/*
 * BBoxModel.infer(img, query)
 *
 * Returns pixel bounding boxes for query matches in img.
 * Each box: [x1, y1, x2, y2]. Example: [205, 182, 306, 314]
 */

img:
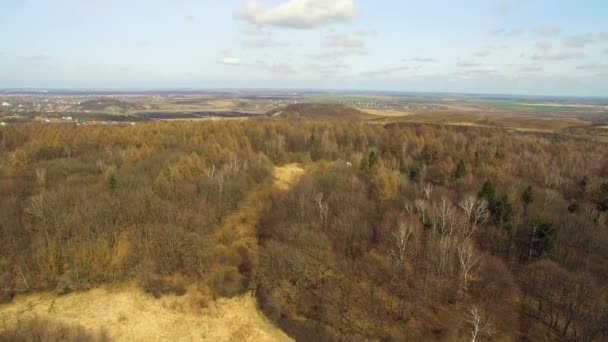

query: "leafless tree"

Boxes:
[426, 198, 462, 276]
[386, 157, 400, 172]
[35, 167, 46, 189]
[458, 239, 479, 292]
[63, 145, 72, 158]
[205, 164, 216, 178]
[414, 199, 428, 226]
[404, 203, 413, 215]
[460, 196, 489, 226]
[390, 219, 415, 262]
[313, 192, 329, 226]
[466, 305, 495, 342]
[422, 183, 433, 201]
[96, 159, 105, 173]
[25, 194, 46, 221]
[458, 195, 488, 237]
[224, 155, 242, 175]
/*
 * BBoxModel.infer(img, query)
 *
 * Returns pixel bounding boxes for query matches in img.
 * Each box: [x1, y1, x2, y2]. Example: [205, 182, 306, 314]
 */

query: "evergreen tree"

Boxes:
[454, 159, 466, 179]
[521, 186, 534, 216]
[490, 194, 513, 229]
[597, 183, 608, 211]
[479, 180, 496, 201]
[368, 151, 379, 169]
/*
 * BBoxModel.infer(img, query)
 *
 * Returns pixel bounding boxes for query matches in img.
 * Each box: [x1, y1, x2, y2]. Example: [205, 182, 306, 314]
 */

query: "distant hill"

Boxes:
[73, 99, 142, 114]
[268, 103, 370, 120]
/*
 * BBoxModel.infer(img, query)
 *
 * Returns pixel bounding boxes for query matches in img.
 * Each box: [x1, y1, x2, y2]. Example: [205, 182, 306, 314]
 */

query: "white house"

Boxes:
[1, 102, 10, 107]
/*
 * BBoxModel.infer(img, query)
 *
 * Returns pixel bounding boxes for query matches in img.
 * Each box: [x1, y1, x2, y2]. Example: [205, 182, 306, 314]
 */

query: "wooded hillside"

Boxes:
[1, 120, 607, 341]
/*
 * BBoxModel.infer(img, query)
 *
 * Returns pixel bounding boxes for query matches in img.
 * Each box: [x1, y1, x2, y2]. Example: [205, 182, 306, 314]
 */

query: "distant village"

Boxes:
[0, 96, 137, 126]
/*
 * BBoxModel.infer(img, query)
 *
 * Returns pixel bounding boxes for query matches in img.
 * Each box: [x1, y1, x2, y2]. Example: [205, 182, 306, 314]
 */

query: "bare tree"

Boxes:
[458, 195, 488, 237]
[35, 167, 46, 189]
[224, 155, 242, 175]
[63, 145, 72, 158]
[313, 192, 329, 227]
[426, 198, 462, 276]
[414, 199, 428, 226]
[390, 219, 415, 262]
[466, 305, 495, 342]
[422, 183, 434, 201]
[96, 159, 106, 173]
[216, 170, 225, 208]
[459, 195, 476, 222]
[458, 239, 479, 292]
[472, 200, 489, 226]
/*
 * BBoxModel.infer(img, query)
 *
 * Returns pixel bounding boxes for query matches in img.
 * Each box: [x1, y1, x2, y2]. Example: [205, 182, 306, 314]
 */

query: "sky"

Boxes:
[0, 0, 607, 96]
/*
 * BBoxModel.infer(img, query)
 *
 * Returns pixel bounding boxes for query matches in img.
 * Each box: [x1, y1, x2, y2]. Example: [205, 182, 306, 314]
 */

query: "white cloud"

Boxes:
[519, 65, 542, 72]
[457, 59, 482, 68]
[309, 33, 367, 60]
[403, 57, 437, 63]
[217, 55, 296, 74]
[534, 42, 552, 51]
[485, 45, 509, 50]
[490, 28, 523, 37]
[576, 63, 608, 70]
[563, 34, 595, 48]
[530, 51, 585, 61]
[25, 54, 53, 62]
[255, 62, 297, 74]
[495, 1, 513, 15]
[218, 56, 240, 65]
[455, 68, 496, 76]
[452, 67, 499, 80]
[361, 66, 417, 78]
[240, 28, 289, 48]
[234, 0, 356, 29]
[322, 33, 363, 49]
[356, 30, 377, 37]
[535, 26, 560, 37]
[306, 62, 348, 76]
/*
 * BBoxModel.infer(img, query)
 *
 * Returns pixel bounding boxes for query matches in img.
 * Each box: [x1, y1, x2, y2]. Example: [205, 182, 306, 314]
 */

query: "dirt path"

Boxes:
[0, 164, 305, 342]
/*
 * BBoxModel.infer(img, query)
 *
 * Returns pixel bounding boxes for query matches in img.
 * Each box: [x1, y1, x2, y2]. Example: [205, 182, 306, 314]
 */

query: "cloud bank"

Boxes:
[234, 0, 356, 29]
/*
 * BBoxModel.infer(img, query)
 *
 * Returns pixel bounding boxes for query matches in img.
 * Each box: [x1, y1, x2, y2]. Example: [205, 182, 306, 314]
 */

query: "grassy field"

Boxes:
[470, 99, 603, 113]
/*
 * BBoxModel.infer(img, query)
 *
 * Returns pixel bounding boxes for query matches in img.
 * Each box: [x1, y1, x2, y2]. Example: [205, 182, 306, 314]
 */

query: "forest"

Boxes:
[1, 120, 607, 341]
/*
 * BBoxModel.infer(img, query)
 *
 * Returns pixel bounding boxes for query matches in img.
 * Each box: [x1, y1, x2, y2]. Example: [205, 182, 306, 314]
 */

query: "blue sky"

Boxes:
[1, 0, 607, 96]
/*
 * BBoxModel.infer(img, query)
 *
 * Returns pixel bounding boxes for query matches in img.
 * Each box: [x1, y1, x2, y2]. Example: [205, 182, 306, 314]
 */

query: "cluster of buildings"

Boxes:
[332, 98, 443, 112]
[0, 97, 82, 114]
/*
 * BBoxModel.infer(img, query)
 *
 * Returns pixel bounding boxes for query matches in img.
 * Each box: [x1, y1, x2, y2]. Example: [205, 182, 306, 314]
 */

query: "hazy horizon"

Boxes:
[1, 0, 607, 96]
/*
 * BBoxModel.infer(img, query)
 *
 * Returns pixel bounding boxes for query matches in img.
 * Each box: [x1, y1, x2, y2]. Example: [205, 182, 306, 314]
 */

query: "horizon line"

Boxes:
[1, 87, 607, 100]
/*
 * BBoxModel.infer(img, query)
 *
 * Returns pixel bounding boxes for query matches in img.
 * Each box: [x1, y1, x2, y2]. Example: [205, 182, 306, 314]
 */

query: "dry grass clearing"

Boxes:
[273, 163, 305, 191]
[0, 164, 305, 342]
[0, 286, 292, 341]
[360, 108, 411, 117]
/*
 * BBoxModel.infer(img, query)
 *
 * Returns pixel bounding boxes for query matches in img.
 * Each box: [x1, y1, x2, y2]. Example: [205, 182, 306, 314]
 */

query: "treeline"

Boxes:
[1, 120, 608, 341]
[0, 122, 274, 299]
[257, 162, 607, 340]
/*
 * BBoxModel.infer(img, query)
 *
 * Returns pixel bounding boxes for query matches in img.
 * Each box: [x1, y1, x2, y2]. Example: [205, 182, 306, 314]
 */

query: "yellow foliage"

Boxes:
[112, 231, 132, 272]
[371, 167, 402, 201]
